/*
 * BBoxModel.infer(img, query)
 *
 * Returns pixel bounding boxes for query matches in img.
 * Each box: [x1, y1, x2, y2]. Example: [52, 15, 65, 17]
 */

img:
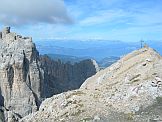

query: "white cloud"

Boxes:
[79, 6, 162, 27]
[0, 0, 73, 26]
[79, 9, 127, 26]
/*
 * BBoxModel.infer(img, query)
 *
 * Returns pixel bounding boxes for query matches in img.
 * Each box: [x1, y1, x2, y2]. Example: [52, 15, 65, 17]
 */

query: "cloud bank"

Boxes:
[0, 0, 73, 26]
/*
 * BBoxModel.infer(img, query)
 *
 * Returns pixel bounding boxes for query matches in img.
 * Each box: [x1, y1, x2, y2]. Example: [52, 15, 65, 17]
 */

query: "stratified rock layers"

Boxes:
[0, 27, 44, 121]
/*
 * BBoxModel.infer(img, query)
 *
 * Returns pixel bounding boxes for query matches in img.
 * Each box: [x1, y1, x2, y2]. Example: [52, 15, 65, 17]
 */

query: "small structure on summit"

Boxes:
[140, 40, 144, 48]
[2, 27, 10, 34]
[1, 27, 11, 39]
[0, 27, 16, 41]
[0, 27, 32, 43]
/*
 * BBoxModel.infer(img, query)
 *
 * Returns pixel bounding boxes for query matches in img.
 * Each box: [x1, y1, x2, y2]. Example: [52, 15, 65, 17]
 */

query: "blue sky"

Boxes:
[0, 0, 162, 42]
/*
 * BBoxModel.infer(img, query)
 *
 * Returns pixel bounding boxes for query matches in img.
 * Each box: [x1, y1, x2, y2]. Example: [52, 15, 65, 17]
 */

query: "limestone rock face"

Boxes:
[0, 27, 44, 121]
[22, 47, 162, 122]
[40, 55, 99, 98]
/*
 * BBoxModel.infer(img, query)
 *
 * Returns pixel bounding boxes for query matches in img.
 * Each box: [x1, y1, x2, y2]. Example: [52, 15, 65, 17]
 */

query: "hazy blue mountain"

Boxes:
[44, 54, 91, 64]
[43, 54, 119, 68]
[98, 56, 120, 68]
[35, 39, 162, 61]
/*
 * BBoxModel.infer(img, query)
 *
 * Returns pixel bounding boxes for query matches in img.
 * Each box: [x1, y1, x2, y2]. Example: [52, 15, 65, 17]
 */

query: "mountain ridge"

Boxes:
[21, 46, 162, 122]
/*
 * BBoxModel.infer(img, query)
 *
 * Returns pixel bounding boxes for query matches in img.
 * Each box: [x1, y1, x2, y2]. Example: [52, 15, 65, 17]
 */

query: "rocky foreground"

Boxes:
[0, 27, 98, 122]
[21, 46, 162, 122]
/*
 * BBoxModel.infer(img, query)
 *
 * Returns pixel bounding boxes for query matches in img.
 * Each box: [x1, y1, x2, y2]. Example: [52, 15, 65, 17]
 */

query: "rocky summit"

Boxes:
[0, 27, 44, 121]
[0, 27, 99, 122]
[21, 46, 162, 122]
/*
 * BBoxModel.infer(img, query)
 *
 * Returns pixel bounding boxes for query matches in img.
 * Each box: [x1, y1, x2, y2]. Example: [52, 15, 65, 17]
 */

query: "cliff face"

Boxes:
[40, 55, 99, 98]
[0, 27, 44, 121]
[22, 47, 162, 122]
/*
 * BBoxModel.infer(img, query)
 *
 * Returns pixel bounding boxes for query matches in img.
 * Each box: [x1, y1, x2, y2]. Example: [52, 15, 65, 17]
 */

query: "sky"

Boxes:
[0, 0, 162, 42]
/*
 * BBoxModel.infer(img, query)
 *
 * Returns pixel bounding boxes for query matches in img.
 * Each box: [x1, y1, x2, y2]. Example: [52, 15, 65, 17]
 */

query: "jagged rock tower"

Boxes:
[0, 27, 44, 121]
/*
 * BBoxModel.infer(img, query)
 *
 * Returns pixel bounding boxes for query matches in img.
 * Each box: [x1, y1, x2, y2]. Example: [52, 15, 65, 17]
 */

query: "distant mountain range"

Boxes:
[98, 56, 120, 68]
[45, 54, 90, 64]
[43, 53, 119, 68]
[35, 39, 162, 60]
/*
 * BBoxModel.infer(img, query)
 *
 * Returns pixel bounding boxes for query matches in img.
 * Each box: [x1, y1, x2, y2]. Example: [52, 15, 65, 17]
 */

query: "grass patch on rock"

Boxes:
[80, 117, 93, 122]
[156, 97, 162, 104]
[66, 91, 86, 99]
[124, 112, 134, 120]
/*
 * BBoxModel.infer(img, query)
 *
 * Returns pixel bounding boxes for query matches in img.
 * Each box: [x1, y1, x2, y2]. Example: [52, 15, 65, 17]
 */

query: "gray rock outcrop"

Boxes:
[21, 47, 162, 122]
[0, 27, 44, 121]
[40, 55, 99, 98]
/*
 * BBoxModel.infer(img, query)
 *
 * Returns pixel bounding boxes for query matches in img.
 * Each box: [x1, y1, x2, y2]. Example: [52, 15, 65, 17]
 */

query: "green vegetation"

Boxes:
[132, 79, 140, 83]
[130, 74, 141, 82]
[156, 97, 162, 104]
[124, 112, 134, 120]
[66, 91, 86, 99]
[80, 117, 93, 122]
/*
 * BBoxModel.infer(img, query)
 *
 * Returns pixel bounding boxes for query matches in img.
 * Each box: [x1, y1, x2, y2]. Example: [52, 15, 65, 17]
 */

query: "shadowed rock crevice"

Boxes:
[6, 66, 14, 91]
[0, 88, 4, 107]
[22, 51, 29, 83]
